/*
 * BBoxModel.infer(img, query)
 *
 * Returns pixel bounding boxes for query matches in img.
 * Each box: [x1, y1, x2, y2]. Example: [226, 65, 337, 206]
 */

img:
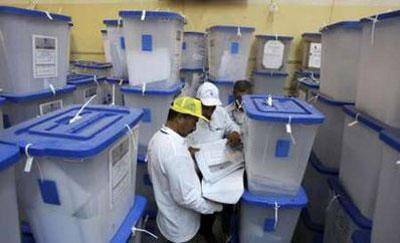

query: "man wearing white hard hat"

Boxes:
[187, 82, 241, 147]
[187, 82, 241, 242]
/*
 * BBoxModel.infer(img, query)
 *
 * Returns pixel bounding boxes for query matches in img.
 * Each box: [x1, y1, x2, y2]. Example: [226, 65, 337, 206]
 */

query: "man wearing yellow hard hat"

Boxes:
[147, 96, 223, 243]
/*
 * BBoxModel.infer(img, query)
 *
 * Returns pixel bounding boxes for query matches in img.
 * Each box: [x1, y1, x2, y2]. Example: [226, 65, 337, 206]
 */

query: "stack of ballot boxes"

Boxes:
[325, 10, 400, 243]
[240, 95, 324, 242]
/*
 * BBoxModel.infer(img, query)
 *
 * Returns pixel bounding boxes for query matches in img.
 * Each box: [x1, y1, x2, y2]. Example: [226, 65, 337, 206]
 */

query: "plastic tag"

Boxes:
[267, 95, 273, 106]
[131, 226, 158, 239]
[142, 34, 153, 52]
[93, 75, 99, 86]
[286, 116, 296, 144]
[24, 144, 34, 173]
[274, 202, 280, 229]
[141, 82, 146, 96]
[237, 26, 241, 36]
[120, 37, 125, 50]
[69, 95, 97, 124]
[117, 18, 122, 27]
[286, 123, 292, 134]
[49, 83, 56, 95]
[24, 157, 34, 173]
[43, 11, 53, 20]
[141, 10, 146, 21]
[38, 180, 61, 205]
[275, 139, 290, 158]
[348, 113, 360, 127]
[230, 42, 239, 54]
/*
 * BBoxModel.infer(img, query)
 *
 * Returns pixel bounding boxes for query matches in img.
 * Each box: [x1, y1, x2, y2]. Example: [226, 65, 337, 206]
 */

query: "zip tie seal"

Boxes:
[141, 10, 146, 21]
[286, 116, 296, 144]
[43, 11, 53, 20]
[24, 144, 34, 173]
[49, 83, 56, 96]
[131, 226, 158, 239]
[267, 95, 273, 107]
[348, 113, 360, 127]
[274, 202, 280, 230]
[141, 83, 146, 96]
[69, 95, 97, 124]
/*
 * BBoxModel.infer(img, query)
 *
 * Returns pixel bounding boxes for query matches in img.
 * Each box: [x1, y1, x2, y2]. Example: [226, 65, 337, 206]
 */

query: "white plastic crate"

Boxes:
[292, 209, 324, 243]
[320, 21, 362, 102]
[180, 69, 204, 97]
[254, 35, 293, 73]
[121, 81, 181, 151]
[296, 71, 320, 101]
[356, 11, 400, 128]
[210, 80, 234, 106]
[104, 77, 128, 106]
[72, 61, 112, 77]
[3, 105, 142, 243]
[207, 25, 254, 82]
[240, 188, 307, 243]
[372, 129, 400, 243]
[110, 195, 147, 243]
[243, 95, 324, 196]
[251, 71, 288, 95]
[301, 33, 322, 73]
[119, 10, 185, 86]
[67, 74, 103, 105]
[2, 85, 75, 127]
[339, 105, 388, 220]
[0, 6, 70, 94]
[311, 92, 354, 169]
[101, 30, 112, 63]
[181, 32, 206, 70]
[324, 178, 372, 243]
[303, 152, 338, 226]
[0, 142, 21, 243]
[103, 19, 128, 79]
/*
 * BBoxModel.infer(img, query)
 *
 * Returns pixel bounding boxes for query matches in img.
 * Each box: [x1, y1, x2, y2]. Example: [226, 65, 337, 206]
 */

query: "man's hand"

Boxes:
[227, 131, 241, 147]
[188, 146, 200, 160]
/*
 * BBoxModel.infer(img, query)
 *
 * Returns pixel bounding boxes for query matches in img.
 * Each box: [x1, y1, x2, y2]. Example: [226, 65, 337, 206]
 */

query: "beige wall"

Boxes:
[5, 0, 400, 90]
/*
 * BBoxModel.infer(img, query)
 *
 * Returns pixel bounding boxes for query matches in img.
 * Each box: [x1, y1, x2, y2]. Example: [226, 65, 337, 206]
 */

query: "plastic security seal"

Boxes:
[286, 116, 296, 144]
[347, 113, 360, 127]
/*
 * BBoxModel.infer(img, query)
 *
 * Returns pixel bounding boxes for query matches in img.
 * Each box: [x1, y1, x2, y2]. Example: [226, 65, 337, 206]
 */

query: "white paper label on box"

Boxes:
[33, 35, 58, 79]
[308, 42, 321, 69]
[39, 99, 63, 116]
[262, 40, 285, 69]
[109, 136, 131, 208]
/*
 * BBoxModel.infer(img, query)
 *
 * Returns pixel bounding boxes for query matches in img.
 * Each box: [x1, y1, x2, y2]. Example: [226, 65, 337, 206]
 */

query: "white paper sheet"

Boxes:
[202, 168, 244, 204]
[194, 139, 244, 184]
[262, 40, 285, 69]
[308, 42, 321, 69]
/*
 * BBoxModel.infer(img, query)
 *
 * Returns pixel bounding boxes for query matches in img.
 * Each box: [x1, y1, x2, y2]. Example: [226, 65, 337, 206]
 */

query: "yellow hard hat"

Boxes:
[170, 96, 209, 121]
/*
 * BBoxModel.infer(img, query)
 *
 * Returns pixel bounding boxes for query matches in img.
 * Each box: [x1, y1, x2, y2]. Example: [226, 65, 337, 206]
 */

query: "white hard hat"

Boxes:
[196, 82, 222, 106]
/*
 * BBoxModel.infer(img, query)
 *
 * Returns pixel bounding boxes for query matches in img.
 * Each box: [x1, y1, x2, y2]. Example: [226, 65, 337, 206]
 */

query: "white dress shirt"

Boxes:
[147, 126, 222, 243]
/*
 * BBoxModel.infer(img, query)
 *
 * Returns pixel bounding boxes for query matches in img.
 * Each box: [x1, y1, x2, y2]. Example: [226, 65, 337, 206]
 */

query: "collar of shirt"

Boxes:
[160, 125, 185, 144]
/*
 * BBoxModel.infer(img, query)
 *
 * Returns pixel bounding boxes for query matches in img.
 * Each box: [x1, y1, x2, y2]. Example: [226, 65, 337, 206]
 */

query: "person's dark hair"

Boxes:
[167, 108, 179, 121]
[234, 80, 252, 93]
